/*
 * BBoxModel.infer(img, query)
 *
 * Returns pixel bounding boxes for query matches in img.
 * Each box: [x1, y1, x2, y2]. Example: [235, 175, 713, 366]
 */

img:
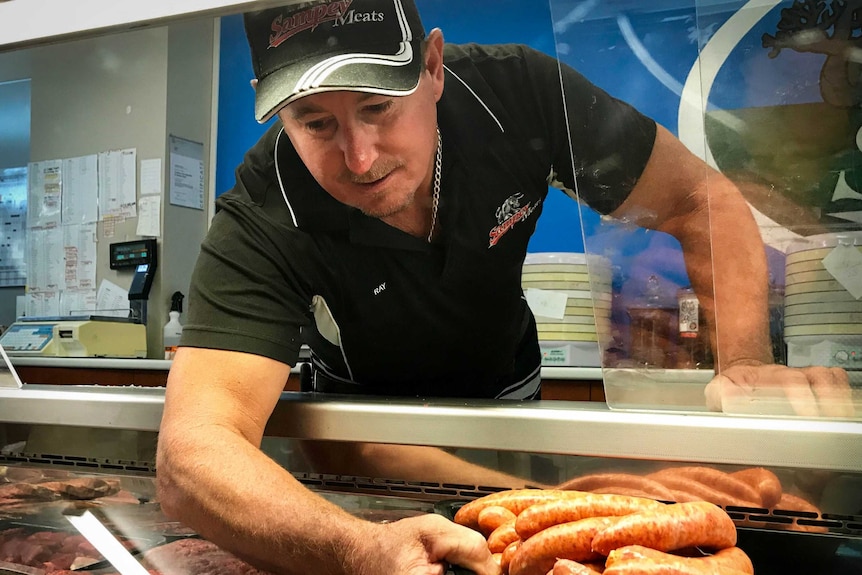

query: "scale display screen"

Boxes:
[109, 239, 157, 270]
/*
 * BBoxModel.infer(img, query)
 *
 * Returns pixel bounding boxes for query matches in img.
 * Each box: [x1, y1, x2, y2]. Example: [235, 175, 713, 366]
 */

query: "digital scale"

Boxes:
[0, 238, 157, 358]
[110, 238, 157, 324]
[0, 316, 147, 358]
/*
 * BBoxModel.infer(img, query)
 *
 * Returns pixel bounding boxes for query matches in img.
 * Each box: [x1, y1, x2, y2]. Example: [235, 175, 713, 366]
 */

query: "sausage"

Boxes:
[454, 489, 589, 530]
[729, 468, 782, 508]
[646, 469, 761, 508]
[667, 468, 761, 505]
[648, 467, 761, 507]
[488, 519, 521, 553]
[591, 501, 737, 555]
[772, 492, 828, 533]
[501, 540, 521, 574]
[552, 559, 604, 574]
[732, 492, 825, 534]
[509, 516, 622, 575]
[559, 473, 676, 502]
[603, 562, 752, 574]
[773, 492, 820, 515]
[590, 487, 670, 501]
[664, 490, 701, 503]
[479, 505, 518, 537]
[605, 545, 753, 574]
[515, 494, 664, 540]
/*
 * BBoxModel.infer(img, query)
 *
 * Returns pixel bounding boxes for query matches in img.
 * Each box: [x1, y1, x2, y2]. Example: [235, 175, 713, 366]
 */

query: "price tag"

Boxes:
[823, 244, 862, 299]
[526, 288, 568, 320]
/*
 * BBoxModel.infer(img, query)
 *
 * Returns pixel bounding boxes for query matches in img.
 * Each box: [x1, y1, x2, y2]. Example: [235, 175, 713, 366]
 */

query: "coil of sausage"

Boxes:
[591, 501, 737, 556]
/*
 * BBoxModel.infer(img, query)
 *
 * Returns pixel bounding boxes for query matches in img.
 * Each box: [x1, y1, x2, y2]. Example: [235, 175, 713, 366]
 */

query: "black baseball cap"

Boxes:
[244, 0, 427, 123]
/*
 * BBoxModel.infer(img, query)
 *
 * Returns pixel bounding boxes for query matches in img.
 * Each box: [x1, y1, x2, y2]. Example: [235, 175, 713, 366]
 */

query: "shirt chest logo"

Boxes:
[488, 193, 540, 248]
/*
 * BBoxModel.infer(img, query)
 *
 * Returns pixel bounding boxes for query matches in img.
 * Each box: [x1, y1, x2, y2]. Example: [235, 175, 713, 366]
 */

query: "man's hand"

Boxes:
[705, 363, 854, 418]
[359, 514, 500, 575]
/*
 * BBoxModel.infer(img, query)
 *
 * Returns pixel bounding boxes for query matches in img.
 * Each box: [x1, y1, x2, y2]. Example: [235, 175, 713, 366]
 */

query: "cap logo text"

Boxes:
[332, 9, 385, 27]
[268, 0, 354, 48]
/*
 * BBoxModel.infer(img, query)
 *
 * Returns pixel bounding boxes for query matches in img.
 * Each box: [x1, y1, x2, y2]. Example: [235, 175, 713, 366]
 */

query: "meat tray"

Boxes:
[0, 520, 165, 574]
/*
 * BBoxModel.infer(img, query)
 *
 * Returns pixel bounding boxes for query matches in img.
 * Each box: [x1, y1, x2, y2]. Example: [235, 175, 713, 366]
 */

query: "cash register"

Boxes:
[1, 239, 155, 358]
[0, 315, 147, 358]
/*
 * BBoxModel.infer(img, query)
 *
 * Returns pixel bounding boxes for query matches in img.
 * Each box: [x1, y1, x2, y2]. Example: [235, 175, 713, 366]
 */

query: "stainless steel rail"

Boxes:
[2, 385, 861, 472]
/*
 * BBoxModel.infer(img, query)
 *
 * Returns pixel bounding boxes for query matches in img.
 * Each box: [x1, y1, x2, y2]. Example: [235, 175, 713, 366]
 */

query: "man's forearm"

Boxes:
[157, 425, 373, 574]
[300, 441, 545, 488]
[676, 174, 772, 370]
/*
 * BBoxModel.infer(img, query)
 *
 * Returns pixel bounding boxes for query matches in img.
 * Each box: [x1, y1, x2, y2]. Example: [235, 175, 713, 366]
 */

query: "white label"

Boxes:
[823, 244, 862, 299]
[678, 293, 699, 335]
[526, 288, 569, 320]
[541, 347, 571, 365]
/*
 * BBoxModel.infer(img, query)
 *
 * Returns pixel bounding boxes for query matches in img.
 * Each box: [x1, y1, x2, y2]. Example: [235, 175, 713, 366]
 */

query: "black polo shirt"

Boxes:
[181, 43, 656, 399]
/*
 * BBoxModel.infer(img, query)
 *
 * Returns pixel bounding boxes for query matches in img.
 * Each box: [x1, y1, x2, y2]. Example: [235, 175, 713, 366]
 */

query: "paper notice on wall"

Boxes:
[26, 291, 60, 318]
[140, 158, 162, 196]
[63, 223, 97, 291]
[26, 226, 63, 293]
[61, 289, 97, 317]
[169, 135, 204, 210]
[27, 160, 62, 227]
[99, 148, 137, 220]
[62, 155, 99, 224]
[136, 195, 161, 237]
[0, 170, 27, 287]
[96, 279, 130, 318]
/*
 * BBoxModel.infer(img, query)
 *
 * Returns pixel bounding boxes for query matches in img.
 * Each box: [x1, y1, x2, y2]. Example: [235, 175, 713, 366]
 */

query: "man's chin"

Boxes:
[359, 197, 413, 220]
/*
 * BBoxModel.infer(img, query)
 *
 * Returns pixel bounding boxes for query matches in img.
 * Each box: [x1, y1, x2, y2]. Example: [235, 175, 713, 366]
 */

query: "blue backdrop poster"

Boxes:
[215, 1, 860, 352]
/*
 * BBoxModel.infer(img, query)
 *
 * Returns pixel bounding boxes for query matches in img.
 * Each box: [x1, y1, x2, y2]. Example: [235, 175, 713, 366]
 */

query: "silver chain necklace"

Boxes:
[427, 126, 442, 243]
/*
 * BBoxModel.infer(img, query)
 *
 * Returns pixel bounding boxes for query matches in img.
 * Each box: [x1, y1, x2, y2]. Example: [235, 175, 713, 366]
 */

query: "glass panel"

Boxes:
[548, 0, 862, 419]
[0, 0, 859, 419]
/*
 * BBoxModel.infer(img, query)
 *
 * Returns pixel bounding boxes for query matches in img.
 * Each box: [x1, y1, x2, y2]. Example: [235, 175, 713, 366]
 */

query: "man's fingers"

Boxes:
[772, 370, 821, 418]
[417, 514, 500, 575]
[707, 366, 816, 416]
[804, 366, 854, 418]
[440, 526, 500, 575]
[704, 376, 725, 412]
[709, 364, 857, 417]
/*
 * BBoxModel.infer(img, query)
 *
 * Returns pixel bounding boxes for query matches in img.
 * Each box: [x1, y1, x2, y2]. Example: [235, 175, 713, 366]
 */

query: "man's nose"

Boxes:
[338, 125, 379, 175]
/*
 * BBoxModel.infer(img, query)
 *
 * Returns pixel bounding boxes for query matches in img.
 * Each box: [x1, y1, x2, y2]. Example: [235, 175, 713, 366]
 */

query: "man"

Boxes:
[157, 0, 851, 573]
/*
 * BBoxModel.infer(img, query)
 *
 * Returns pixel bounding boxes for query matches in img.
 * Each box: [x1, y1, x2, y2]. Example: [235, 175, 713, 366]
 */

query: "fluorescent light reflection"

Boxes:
[66, 511, 150, 575]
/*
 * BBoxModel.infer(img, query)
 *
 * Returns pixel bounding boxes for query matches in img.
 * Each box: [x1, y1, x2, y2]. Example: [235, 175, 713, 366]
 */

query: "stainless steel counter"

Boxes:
[1, 384, 859, 472]
[10, 357, 173, 371]
[8, 357, 604, 380]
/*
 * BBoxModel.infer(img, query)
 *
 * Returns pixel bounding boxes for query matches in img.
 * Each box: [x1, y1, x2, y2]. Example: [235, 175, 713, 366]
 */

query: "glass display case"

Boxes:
[1, 1, 861, 575]
[0, 385, 860, 574]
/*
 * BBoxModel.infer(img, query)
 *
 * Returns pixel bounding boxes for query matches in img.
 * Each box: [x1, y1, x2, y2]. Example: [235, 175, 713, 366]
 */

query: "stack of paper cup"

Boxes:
[522, 252, 613, 367]
[784, 233, 862, 369]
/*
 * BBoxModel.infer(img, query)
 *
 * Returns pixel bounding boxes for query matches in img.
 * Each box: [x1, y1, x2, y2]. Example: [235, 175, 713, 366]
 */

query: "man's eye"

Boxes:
[305, 119, 333, 133]
[365, 100, 393, 114]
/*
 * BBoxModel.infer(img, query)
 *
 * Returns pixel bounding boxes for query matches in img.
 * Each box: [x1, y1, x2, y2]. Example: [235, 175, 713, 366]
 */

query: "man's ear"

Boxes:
[250, 79, 258, 91]
[424, 28, 445, 101]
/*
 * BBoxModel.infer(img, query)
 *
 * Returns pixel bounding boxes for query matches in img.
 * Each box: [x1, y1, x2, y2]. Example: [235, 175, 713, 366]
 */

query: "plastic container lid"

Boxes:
[785, 231, 862, 255]
[524, 252, 611, 269]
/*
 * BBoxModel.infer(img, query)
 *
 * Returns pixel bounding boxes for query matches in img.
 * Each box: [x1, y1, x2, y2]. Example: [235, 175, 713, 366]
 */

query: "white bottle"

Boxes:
[163, 291, 184, 360]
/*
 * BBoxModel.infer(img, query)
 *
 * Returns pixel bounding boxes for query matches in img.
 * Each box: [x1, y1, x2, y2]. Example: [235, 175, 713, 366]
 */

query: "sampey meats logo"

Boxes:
[488, 193, 540, 248]
[268, 0, 355, 48]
